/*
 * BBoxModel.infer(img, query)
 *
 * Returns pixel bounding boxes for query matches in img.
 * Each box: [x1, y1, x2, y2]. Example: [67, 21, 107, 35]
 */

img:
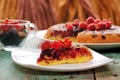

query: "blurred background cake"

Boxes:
[44, 17, 120, 43]
[44, 19, 85, 42]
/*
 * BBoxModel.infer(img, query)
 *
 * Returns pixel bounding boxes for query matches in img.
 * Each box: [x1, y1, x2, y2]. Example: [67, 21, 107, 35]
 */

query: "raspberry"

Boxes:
[98, 22, 106, 30]
[72, 19, 80, 26]
[51, 41, 62, 50]
[86, 17, 94, 24]
[96, 26, 101, 31]
[63, 38, 72, 48]
[94, 18, 101, 24]
[79, 22, 87, 30]
[58, 38, 72, 48]
[72, 21, 79, 26]
[57, 40, 64, 47]
[87, 23, 96, 31]
[65, 23, 73, 30]
[73, 19, 80, 23]
[40, 40, 52, 51]
[105, 21, 112, 29]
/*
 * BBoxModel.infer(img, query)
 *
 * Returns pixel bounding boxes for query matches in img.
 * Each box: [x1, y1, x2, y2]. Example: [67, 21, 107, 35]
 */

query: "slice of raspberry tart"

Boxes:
[37, 38, 93, 66]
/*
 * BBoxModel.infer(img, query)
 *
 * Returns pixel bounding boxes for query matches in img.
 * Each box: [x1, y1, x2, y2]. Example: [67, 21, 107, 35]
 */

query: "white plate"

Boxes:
[11, 48, 113, 72]
[36, 30, 120, 50]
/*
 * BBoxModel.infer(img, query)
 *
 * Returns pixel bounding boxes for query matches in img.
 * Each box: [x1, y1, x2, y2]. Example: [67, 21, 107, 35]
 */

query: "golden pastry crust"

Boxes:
[77, 26, 120, 43]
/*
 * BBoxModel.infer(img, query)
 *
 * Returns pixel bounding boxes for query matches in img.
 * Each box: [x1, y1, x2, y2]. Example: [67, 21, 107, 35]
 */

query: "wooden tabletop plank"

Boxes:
[0, 51, 94, 80]
[94, 48, 120, 80]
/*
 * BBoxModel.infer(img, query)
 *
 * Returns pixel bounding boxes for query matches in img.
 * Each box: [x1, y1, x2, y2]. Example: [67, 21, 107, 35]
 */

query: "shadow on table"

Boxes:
[94, 47, 120, 53]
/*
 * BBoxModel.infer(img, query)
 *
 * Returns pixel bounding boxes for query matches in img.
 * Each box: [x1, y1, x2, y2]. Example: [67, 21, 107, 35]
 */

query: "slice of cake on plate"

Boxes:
[37, 38, 93, 66]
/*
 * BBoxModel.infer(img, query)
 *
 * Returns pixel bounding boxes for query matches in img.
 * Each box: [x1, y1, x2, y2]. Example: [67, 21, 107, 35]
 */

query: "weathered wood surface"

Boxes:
[0, 51, 94, 80]
[94, 48, 120, 80]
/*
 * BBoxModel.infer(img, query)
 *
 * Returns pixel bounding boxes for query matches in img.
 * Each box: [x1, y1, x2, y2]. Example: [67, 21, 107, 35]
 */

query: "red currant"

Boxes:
[63, 38, 72, 48]
[40, 40, 52, 51]
[51, 41, 62, 50]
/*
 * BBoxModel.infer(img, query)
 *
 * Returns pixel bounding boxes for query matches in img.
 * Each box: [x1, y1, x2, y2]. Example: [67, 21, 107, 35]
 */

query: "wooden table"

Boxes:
[0, 48, 120, 80]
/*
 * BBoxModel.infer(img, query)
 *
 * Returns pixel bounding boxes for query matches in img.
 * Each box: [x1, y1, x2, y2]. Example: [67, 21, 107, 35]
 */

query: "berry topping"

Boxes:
[105, 21, 112, 29]
[51, 40, 62, 50]
[97, 22, 106, 30]
[40, 38, 72, 51]
[72, 19, 80, 26]
[40, 40, 52, 51]
[63, 38, 72, 48]
[79, 22, 87, 30]
[94, 18, 101, 24]
[96, 26, 101, 31]
[4, 19, 19, 24]
[87, 23, 96, 31]
[86, 17, 94, 24]
[4, 18, 9, 24]
[0, 19, 25, 32]
[64, 17, 112, 31]
[65, 23, 73, 30]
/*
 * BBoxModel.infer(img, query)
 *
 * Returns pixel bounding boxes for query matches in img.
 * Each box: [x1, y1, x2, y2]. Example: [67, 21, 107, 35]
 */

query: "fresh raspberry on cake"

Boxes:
[72, 19, 80, 26]
[105, 21, 112, 29]
[86, 17, 94, 24]
[87, 23, 96, 31]
[65, 23, 74, 30]
[94, 18, 101, 24]
[79, 22, 87, 30]
[40, 40, 52, 51]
